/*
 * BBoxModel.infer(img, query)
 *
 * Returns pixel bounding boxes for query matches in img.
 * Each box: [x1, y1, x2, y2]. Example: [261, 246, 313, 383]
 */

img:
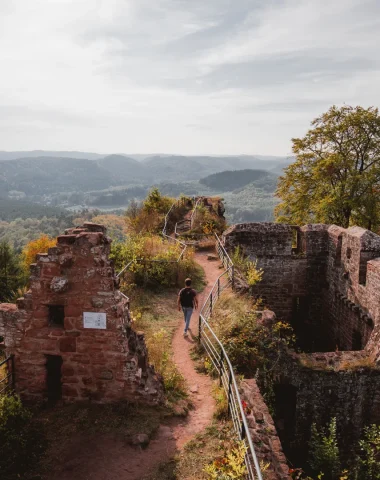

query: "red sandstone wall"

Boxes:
[241, 379, 291, 480]
[0, 223, 163, 405]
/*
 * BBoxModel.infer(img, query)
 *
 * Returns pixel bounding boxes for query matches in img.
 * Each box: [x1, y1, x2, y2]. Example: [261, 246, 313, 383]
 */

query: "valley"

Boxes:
[0, 152, 289, 248]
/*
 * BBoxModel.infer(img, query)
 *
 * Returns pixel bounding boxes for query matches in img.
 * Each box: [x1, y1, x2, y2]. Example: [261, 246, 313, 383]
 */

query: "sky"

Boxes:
[1, 0, 380, 156]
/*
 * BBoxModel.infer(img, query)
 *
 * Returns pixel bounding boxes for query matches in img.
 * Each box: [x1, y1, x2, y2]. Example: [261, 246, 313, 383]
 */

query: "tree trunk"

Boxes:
[343, 208, 351, 228]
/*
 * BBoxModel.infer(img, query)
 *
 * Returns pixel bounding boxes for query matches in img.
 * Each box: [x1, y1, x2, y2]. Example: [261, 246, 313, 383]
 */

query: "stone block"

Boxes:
[59, 337, 77, 353]
[62, 385, 79, 397]
[50, 276, 69, 293]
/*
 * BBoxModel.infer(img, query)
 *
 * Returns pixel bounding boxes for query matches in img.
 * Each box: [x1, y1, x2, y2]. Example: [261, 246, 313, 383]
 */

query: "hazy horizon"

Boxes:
[1, 0, 380, 155]
[0, 149, 292, 159]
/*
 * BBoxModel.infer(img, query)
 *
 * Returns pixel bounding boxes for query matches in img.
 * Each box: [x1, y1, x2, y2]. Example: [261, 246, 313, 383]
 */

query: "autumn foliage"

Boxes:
[22, 235, 56, 269]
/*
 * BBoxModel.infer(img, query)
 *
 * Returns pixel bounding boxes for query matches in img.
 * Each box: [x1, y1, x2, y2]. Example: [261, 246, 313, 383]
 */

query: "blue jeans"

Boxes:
[182, 307, 193, 333]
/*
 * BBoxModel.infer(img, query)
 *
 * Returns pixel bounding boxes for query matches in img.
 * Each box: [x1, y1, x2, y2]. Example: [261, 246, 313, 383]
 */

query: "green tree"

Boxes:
[276, 105, 380, 230]
[0, 241, 24, 302]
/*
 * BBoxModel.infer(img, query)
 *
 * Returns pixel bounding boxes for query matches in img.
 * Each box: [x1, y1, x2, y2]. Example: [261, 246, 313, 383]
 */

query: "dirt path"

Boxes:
[49, 250, 223, 480]
[169, 250, 222, 448]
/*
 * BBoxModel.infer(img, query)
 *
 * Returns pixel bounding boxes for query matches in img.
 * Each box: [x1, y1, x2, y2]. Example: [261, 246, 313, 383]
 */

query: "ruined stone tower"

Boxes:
[0, 223, 163, 405]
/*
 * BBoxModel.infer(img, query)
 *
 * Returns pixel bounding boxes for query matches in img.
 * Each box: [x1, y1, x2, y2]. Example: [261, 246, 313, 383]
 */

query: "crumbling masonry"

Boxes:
[223, 223, 380, 463]
[0, 223, 163, 405]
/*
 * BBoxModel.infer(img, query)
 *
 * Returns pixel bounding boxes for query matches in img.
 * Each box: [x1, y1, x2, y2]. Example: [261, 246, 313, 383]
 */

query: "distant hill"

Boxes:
[141, 155, 290, 182]
[0, 150, 105, 161]
[96, 155, 149, 182]
[142, 156, 205, 182]
[0, 153, 290, 199]
[200, 169, 278, 192]
[0, 157, 115, 194]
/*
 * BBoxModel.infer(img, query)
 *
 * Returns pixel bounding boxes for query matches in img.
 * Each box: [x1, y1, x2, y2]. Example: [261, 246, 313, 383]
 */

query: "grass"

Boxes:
[211, 290, 257, 326]
[143, 421, 238, 480]
[131, 287, 193, 409]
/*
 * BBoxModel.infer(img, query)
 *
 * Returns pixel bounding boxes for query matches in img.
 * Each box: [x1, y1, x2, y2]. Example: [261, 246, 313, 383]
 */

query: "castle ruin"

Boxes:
[0, 223, 163, 405]
[223, 223, 380, 463]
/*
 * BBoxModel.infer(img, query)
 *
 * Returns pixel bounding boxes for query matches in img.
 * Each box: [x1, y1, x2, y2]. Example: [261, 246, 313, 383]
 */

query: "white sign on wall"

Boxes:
[83, 312, 107, 329]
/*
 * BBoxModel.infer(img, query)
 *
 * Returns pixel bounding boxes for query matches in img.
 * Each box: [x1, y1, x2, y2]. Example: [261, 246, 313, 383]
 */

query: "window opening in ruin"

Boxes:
[48, 305, 64, 328]
[346, 247, 352, 259]
[352, 330, 363, 351]
[291, 227, 300, 254]
[359, 257, 368, 286]
[359, 263, 367, 285]
[335, 235, 342, 266]
[45, 355, 63, 404]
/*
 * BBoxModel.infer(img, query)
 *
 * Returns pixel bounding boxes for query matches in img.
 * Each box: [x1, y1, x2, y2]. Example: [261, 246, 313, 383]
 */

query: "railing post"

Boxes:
[227, 370, 232, 416]
[219, 349, 224, 387]
[217, 278, 220, 298]
[210, 293, 213, 317]
[241, 421, 246, 440]
[198, 315, 202, 344]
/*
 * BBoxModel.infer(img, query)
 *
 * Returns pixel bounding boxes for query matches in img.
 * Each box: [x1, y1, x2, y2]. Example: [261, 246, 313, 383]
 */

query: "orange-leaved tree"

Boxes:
[22, 235, 57, 270]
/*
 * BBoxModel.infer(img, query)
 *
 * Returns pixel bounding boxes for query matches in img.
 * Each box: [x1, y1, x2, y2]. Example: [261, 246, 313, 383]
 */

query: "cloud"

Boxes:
[0, 0, 379, 155]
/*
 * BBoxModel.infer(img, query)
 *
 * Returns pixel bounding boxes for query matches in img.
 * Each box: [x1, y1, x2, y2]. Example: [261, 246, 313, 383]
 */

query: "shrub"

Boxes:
[204, 440, 247, 479]
[211, 292, 294, 377]
[0, 395, 45, 478]
[111, 234, 204, 289]
[353, 424, 380, 479]
[308, 417, 341, 480]
[125, 188, 180, 235]
[191, 204, 226, 236]
[231, 246, 263, 287]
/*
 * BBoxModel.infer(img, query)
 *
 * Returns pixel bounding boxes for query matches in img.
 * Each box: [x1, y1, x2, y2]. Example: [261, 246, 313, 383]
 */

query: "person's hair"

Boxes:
[185, 278, 192, 287]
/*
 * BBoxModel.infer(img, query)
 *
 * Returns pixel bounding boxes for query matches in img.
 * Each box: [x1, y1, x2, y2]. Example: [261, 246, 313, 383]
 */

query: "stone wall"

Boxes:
[324, 225, 380, 356]
[0, 223, 163, 405]
[223, 223, 380, 357]
[274, 350, 380, 463]
[241, 379, 291, 480]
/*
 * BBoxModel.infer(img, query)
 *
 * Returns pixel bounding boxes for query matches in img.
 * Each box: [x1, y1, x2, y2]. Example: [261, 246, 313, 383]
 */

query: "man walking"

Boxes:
[178, 278, 198, 337]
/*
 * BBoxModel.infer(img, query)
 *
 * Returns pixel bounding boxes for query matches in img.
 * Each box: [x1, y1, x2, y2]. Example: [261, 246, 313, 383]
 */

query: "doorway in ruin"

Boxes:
[45, 355, 63, 404]
[273, 384, 299, 462]
[291, 296, 314, 351]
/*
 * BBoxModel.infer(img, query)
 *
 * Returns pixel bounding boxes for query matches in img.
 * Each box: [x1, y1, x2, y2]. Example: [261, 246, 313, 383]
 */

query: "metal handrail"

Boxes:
[215, 232, 234, 267]
[0, 355, 15, 394]
[190, 196, 203, 229]
[161, 199, 188, 261]
[197, 236, 263, 480]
